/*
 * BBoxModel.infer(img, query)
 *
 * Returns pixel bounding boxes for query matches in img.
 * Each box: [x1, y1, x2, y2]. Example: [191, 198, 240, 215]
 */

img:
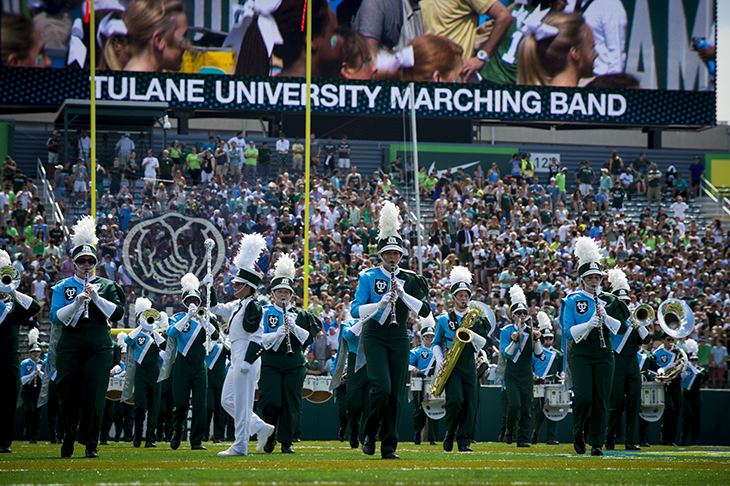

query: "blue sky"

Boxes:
[718, 2, 728, 122]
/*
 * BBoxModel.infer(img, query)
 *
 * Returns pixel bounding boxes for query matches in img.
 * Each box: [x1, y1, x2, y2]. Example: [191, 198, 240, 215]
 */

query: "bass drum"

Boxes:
[305, 376, 333, 404]
[542, 384, 571, 422]
[639, 381, 665, 422]
[420, 378, 446, 420]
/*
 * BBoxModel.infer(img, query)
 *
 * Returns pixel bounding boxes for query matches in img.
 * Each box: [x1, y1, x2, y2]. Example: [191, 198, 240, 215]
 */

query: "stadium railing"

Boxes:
[36, 157, 69, 238]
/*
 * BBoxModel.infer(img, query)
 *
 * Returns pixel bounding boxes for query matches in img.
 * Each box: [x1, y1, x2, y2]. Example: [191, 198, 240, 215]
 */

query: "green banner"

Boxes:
[389, 144, 517, 177]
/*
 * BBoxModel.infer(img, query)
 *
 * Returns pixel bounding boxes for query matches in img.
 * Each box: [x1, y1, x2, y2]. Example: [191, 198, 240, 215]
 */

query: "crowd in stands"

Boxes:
[3, 132, 728, 387]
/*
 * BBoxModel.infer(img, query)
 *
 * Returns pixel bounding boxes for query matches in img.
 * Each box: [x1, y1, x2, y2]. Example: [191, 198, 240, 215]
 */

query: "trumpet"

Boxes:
[196, 306, 208, 319]
[0, 265, 19, 293]
[141, 308, 161, 326]
[631, 304, 655, 328]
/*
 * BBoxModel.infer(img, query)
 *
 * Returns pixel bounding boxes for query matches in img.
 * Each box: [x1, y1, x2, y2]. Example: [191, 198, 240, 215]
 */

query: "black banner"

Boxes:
[0, 68, 715, 127]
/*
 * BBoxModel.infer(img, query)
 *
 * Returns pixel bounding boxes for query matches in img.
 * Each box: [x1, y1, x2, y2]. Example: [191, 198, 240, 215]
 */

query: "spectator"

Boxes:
[115, 132, 135, 166]
[186, 146, 202, 185]
[710, 338, 727, 388]
[291, 137, 304, 172]
[275, 132, 290, 171]
[669, 195, 689, 223]
[631, 153, 650, 194]
[141, 148, 159, 190]
[243, 141, 258, 182]
[688, 156, 705, 198]
[77, 130, 91, 162]
[576, 160, 594, 197]
[646, 163, 662, 205]
[337, 135, 351, 170]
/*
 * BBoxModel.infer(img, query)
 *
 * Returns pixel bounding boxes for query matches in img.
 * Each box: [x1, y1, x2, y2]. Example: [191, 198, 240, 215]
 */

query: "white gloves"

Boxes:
[504, 340, 518, 357]
[432, 345, 444, 370]
[10, 289, 33, 310]
[637, 326, 649, 339]
[467, 330, 487, 351]
[202, 274, 214, 287]
[290, 322, 310, 344]
[174, 314, 191, 333]
[533, 339, 544, 356]
[240, 360, 253, 374]
[570, 322, 595, 343]
[56, 297, 85, 327]
[187, 304, 198, 317]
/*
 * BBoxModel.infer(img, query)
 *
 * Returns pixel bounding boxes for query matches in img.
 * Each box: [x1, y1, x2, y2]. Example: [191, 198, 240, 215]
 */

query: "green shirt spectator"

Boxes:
[186, 151, 201, 170]
[244, 146, 259, 167]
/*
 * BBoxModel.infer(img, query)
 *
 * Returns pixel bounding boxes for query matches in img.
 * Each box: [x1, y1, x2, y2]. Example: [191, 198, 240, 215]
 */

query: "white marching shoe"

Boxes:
[217, 447, 247, 457]
[256, 423, 276, 453]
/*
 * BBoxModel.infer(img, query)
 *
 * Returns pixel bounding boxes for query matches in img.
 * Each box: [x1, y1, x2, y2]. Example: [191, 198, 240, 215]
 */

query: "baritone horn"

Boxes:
[0, 265, 20, 293]
[657, 299, 694, 339]
[631, 304, 655, 328]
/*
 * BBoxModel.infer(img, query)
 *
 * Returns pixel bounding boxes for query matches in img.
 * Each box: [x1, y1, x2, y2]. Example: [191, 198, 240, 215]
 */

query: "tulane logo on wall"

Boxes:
[122, 213, 226, 295]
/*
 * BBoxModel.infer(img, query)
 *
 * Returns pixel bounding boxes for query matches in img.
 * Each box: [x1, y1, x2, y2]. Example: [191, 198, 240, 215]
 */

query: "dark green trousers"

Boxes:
[156, 380, 173, 441]
[413, 389, 440, 442]
[259, 355, 307, 446]
[134, 367, 161, 443]
[345, 353, 368, 444]
[504, 373, 532, 443]
[56, 327, 113, 449]
[362, 331, 409, 455]
[661, 379, 682, 445]
[568, 343, 615, 448]
[206, 384, 224, 442]
[335, 384, 348, 432]
[0, 361, 19, 449]
[21, 384, 41, 440]
[607, 352, 641, 446]
[444, 359, 478, 447]
[531, 396, 556, 442]
[171, 357, 207, 447]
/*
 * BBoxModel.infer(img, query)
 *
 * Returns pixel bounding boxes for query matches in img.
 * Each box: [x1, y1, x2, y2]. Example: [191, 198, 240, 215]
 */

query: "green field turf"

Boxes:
[2, 441, 729, 485]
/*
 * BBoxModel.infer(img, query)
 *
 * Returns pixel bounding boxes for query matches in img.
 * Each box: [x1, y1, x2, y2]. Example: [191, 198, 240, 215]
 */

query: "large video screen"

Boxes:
[0, 0, 716, 126]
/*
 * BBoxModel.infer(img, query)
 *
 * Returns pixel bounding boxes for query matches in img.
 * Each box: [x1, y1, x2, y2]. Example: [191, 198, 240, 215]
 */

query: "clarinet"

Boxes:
[204, 239, 215, 352]
[594, 290, 607, 349]
[388, 264, 398, 328]
[282, 301, 294, 356]
[83, 271, 90, 319]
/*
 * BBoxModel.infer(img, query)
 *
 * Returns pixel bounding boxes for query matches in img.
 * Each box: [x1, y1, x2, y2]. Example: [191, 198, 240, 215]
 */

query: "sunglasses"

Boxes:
[75, 257, 96, 265]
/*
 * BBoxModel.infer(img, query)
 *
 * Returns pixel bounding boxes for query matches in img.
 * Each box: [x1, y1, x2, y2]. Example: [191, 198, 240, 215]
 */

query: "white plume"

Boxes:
[234, 233, 267, 271]
[28, 328, 39, 346]
[134, 297, 153, 316]
[607, 268, 630, 292]
[71, 215, 98, 248]
[574, 236, 601, 266]
[682, 338, 698, 355]
[180, 273, 200, 293]
[509, 284, 527, 306]
[536, 311, 551, 330]
[0, 249, 11, 267]
[274, 253, 296, 279]
[377, 201, 401, 239]
[158, 312, 169, 332]
[116, 331, 127, 346]
[449, 265, 472, 287]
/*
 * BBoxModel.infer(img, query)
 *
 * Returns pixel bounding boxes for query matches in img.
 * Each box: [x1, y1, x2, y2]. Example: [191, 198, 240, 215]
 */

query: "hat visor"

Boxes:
[580, 269, 604, 278]
[73, 249, 97, 262]
[271, 283, 294, 293]
[422, 332, 435, 337]
[378, 244, 404, 254]
[232, 276, 259, 288]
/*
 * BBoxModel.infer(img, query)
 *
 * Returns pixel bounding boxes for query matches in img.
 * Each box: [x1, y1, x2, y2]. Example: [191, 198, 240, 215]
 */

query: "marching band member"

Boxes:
[166, 273, 219, 450]
[101, 333, 125, 445]
[681, 343, 706, 446]
[409, 326, 438, 446]
[211, 233, 275, 457]
[637, 346, 659, 447]
[351, 201, 432, 459]
[560, 237, 624, 456]
[606, 269, 648, 451]
[19, 331, 43, 443]
[341, 318, 369, 449]
[124, 298, 167, 448]
[433, 266, 489, 452]
[0, 250, 41, 453]
[500, 284, 542, 448]
[653, 334, 682, 446]
[50, 216, 126, 458]
[110, 338, 133, 442]
[259, 253, 322, 454]
[531, 313, 562, 445]
[205, 340, 229, 444]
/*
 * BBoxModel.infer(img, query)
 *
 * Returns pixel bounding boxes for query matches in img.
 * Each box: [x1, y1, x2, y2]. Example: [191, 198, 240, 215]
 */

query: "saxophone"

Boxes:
[431, 304, 484, 397]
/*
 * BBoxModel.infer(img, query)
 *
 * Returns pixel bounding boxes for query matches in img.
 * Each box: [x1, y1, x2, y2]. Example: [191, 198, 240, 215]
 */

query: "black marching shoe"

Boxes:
[337, 427, 346, 442]
[530, 433, 538, 445]
[349, 438, 359, 449]
[573, 435, 586, 455]
[85, 446, 99, 458]
[605, 436, 615, 450]
[264, 434, 277, 454]
[591, 447, 604, 456]
[625, 444, 640, 451]
[443, 436, 454, 452]
[503, 430, 513, 445]
[517, 443, 530, 448]
[414, 434, 421, 445]
[361, 437, 375, 456]
[0, 447, 11, 453]
[170, 433, 181, 450]
[640, 442, 651, 448]
[61, 440, 74, 458]
[382, 452, 400, 459]
[144, 441, 157, 448]
[133, 437, 141, 448]
[281, 444, 294, 454]
[457, 445, 473, 452]
[429, 441, 436, 445]
[546, 440, 560, 445]
[191, 444, 206, 450]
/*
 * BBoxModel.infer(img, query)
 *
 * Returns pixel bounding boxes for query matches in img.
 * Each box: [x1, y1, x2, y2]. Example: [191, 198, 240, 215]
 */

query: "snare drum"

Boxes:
[302, 376, 315, 398]
[409, 377, 423, 392]
[542, 384, 571, 422]
[305, 376, 333, 404]
[106, 377, 124, 401]
[639, 381, 665, 422]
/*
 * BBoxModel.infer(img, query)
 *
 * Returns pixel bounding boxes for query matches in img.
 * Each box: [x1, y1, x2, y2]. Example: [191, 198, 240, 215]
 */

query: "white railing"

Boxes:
[700, 176, 730, 217]
[36, 158, 69, 237]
